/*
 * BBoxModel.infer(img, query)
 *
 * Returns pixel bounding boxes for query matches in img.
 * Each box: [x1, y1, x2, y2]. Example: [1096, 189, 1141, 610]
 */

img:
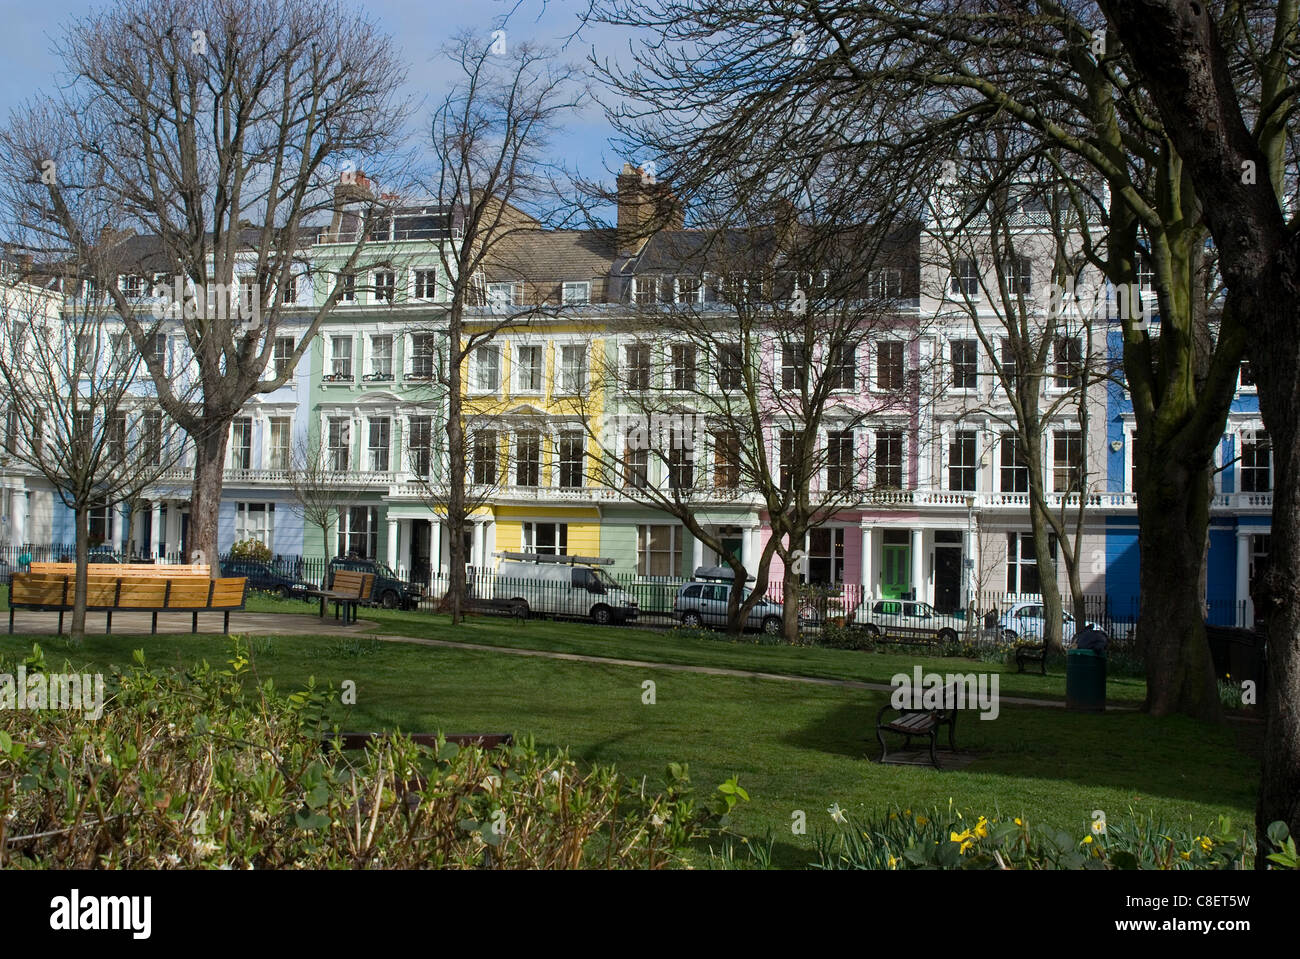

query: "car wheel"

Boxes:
[864, 624, 880, 638]
[762, 616, 782, 636]
[682, 611, 703, 628]
[1002, 629, 1018, 644]
[275, 585, 291, 600]
[591, 605, 613, 626]
[380, 590, 399, 610]
[938, 628, 958, 644]
[511, 599, 529, 618]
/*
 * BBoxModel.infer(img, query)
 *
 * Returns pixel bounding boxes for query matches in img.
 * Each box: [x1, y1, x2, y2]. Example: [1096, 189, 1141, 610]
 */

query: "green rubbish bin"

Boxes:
[1066, 648, 1107, 712]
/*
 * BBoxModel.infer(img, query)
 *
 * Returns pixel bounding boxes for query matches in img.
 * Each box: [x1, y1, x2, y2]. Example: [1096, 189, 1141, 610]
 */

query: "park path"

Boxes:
[355, 628, 1132, 710]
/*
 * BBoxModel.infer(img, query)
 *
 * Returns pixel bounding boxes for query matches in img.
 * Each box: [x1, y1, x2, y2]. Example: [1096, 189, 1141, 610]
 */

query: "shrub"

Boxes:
[0, 642, 743, 869]
[229, 538, 273, 563]
[811, 802, 1290, 870]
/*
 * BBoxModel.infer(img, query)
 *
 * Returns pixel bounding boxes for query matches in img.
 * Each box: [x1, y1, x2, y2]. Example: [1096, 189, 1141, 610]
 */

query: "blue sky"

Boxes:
[0, 0, 630, 217]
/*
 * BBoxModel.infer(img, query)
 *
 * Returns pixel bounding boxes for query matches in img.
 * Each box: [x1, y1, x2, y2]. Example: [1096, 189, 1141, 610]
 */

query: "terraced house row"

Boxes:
[0, 167, 1273, 625]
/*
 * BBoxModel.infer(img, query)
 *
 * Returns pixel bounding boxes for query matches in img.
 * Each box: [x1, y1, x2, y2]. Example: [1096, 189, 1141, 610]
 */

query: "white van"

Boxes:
[494, 557, 639, 625]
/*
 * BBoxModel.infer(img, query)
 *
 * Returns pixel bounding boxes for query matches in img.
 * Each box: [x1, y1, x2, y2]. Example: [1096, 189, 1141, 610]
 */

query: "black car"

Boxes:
[219, 559, 316, 599]
[328, 557, 422, 609]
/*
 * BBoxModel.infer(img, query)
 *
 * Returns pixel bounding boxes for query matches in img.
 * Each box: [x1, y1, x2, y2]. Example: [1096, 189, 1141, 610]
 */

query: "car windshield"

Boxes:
[590, 568, 620, 589]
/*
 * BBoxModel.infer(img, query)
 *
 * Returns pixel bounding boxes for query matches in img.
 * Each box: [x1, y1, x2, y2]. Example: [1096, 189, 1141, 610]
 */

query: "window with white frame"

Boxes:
[712, 430, 740, 488]
[875, 341, 905, 391]
[827, 344, 856, 391]
[1053, 337, 1083, 389]
[515, 429, 541, 486]
[1000, 433, 1029, 492]
[523, 522, 568, 555]
[1239, 359, 1256, 390]
[624, 429, 649, 488]
[269, 417, 291, 471]
[558, 431, 585, 488]
[409, 334, 436, 379]
[368, 334, 393, 380]
[782, 344, 808, 391]
[559, 345, 586, 393]
[950, 258, 979, 296]
[338, 506, 378, 559]
[948, 430, 978, 491]
[670, 344, 696, 390]
[339, 272, 355, 302]
[327, 417, 350, 471]
[474, 345, 501, 392]
[637, 524, 681, 576]
[235, 503, 275, 548]
[230, 417, 252, 470]
[1006, 532, 1056, 593]
[668, 445, 694, 489]
[1053, 430, 1084, 492]
[414, 269, 438, 299]
[368, 418, 390, 472]
[471, 430, 498, 485]
[827, 430, 855, 492]
[624, 343, 652, 391]
[329, 336, 353, 380]
[373, 271, 396, 303]
[273, 336, 295, 378]
[1241, 431, 1272, 492]
[950, 339, 978, 390]
[779, 431, 798, 491]
[874, 430, 904, 488]
[122, 274, 145, 298]
[634, 275, 660, 305]
[488, 282, 517, 307]
[1005, 255, 1032, 295]
[869, 268, 902, 299]
[675, 276, 702, 304]
[806, 527, 845, 585]
[562, 281, 590, 305]
[278, 274, 297, 305]
[407, 416, 432, 476]
[515, 345, 543, 392]
[717, 343, 744, 390]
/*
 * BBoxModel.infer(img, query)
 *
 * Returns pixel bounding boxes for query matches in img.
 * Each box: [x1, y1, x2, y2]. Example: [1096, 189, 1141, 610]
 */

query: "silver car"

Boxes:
[674, 581, 785, 635]
[997, 602, 1105, 646]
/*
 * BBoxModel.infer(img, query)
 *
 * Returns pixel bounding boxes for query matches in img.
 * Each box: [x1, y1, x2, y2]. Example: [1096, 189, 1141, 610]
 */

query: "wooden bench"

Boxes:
[1015, 643, 1048, 675]
[29, 562, 210, 577]
[307, 571, 374, 625]
[875, 682, 960, 768]
[8, 572, 247, 634]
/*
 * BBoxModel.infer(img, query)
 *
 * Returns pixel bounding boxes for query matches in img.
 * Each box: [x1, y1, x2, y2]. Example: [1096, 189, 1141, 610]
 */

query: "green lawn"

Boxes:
[0, 603, 1257, 868]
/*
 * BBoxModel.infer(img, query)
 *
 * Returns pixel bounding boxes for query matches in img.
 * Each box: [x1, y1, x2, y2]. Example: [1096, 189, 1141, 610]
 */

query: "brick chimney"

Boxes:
[617, 162, 683, 256]
[330, 170, 375, 238]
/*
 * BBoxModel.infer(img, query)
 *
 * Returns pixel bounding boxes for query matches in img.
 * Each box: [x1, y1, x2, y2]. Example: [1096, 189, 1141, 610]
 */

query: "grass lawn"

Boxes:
[0, 600, 1258, 868]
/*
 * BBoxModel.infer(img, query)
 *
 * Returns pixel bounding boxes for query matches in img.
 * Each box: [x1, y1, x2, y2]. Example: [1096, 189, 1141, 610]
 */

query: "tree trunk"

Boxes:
[445, 311, 466, 625]
[1029, 496, 1066, 654]
[321, 526, 331, 589]
[782, 548, 800, 642]
[1135, 456, 1220, 720]
[1252, 332, 1300, 853]
[189, 425, 230, 575]
[71, 506, 88, 642]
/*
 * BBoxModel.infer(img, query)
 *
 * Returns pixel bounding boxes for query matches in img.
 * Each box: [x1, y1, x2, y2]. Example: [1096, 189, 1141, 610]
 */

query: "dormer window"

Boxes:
[675, 276, 702, 305]
[562, 281, 590, 305]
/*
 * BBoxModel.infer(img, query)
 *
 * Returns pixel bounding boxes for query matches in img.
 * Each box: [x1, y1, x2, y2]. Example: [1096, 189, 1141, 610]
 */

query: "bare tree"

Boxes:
[0, 0, 413, 576]
[419, 31, 585, 623]
[0, 266, 190, 639]
[285, 436, 360, 589]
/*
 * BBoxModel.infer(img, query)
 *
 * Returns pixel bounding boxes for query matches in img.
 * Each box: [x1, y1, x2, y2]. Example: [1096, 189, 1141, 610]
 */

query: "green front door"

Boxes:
[881, 544, 911, 599]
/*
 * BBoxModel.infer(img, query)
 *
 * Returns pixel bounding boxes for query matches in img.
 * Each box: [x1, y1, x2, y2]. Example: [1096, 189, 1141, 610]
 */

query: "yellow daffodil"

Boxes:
[888, 854, 899, 869]
[974, 816, 990, 839]
[1014, 817, 1023, 827]
[1083, 835, 1093, 844]
[916, 815, 928, 826]
[1199, 837, 1213, 854]
[1180, 850, 1191, 861]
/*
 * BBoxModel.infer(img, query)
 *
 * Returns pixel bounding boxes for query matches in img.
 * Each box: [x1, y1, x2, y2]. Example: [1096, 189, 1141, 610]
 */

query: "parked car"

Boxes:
[328, 557, 423, 610]
[494, 559, 638, 624]
[674, 579, 788, 634]
[854, 599, 960, 645]
[219, 559, 316, 600]
[996, 602, 1106, 647]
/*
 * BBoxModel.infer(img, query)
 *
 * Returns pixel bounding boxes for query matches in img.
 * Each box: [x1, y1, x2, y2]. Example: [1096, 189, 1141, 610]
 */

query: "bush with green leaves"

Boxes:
[812, 802, 1294, 870]
[0, 642, 745, 869]
[229, 538, 273, 563]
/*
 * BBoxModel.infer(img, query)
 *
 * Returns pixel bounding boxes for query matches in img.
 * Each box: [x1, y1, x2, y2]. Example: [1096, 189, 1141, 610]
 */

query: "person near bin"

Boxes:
[1075, 623, 1108, 652]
